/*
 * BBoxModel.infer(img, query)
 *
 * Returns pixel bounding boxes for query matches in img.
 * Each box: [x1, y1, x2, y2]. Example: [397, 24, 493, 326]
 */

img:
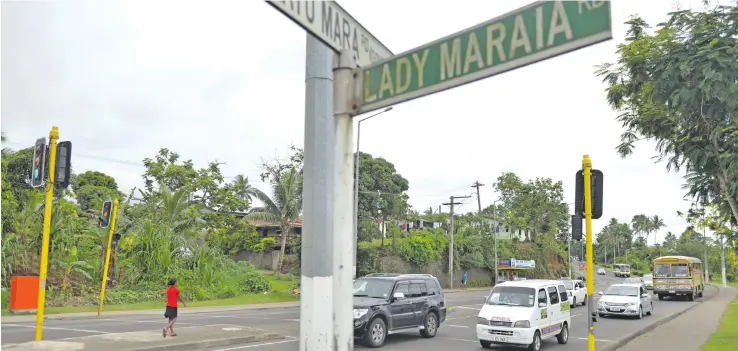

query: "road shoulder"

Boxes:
[608, 285, 736, 351]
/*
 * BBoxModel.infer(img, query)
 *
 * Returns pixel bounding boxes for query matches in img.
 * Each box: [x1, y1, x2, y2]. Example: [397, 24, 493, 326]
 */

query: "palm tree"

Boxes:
[649, 215, 666, 247]
[631, 214, 650, 242]
[233, 174, 257, 203]
[246, 167, 302, 275]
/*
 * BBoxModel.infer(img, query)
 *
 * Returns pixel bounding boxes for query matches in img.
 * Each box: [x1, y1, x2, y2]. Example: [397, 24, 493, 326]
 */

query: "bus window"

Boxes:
[672, 264, 689, 277]
[655, 264, 670, 277]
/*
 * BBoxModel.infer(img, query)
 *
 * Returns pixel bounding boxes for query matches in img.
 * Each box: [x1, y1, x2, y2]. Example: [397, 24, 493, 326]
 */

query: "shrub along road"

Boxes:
[1, 273, 717, 350]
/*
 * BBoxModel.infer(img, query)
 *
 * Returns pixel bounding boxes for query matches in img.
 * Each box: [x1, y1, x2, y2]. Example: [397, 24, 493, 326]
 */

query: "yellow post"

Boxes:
[98, 199, 119, 316]
[583, 154, 595, 351]
[35, 126, 59, 341]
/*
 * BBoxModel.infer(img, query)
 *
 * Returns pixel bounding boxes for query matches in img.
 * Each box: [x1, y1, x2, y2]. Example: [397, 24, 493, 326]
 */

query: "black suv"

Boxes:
[353, 273, 447, 348]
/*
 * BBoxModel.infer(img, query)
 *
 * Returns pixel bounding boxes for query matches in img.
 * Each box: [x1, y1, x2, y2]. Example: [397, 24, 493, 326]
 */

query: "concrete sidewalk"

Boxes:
[2, 287, 489, 323]
[2, 325, 284, 351]
[612, 285, 737, 351]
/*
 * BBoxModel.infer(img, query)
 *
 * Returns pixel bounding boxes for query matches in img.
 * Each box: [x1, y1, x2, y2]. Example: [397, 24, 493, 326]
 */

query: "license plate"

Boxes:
[669, 290, 676, 293]
[610, 307, 622, 311]
[492, 336, 507, 342]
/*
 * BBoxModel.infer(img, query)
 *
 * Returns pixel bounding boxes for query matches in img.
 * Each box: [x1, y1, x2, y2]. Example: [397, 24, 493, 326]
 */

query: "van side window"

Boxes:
[547, 286, 560, 304]
[538, 289, 548, 304]
[557, 285, 568, 302]
[425, 280, 439, 296]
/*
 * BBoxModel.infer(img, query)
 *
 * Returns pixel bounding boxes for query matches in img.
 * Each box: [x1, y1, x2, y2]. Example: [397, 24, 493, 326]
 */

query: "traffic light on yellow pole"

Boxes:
[575, 155, 604, 351]
[98, 199, 119, 316]
[35, 127, 59, 341]
[100, 201, 113, 228]
[31, 138, 47, 188]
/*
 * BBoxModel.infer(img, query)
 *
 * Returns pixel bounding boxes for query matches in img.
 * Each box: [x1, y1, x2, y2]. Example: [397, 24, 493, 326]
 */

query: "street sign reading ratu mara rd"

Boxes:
[356, 1, 612, 114]
[266, 0, 393, 67]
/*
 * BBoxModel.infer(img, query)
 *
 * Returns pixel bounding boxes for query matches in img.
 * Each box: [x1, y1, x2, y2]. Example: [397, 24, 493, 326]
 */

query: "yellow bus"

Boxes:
[613, 263, 631, 278]
[652, 256, 704, 301]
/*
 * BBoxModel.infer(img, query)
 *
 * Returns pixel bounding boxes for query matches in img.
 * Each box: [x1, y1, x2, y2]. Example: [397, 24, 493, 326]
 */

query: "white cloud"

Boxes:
[1, 0, 708, 243]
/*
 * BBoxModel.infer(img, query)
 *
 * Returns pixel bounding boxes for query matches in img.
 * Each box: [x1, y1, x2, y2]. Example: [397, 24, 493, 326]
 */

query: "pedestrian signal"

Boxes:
[574, 169, 604, 219]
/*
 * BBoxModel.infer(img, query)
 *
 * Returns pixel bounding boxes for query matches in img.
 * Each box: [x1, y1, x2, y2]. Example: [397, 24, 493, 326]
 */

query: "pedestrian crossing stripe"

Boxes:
[540, 323, 562, 335]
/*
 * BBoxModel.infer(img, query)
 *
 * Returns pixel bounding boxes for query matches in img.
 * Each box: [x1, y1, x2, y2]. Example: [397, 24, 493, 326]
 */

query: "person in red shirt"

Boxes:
[163, 278, 186, 337]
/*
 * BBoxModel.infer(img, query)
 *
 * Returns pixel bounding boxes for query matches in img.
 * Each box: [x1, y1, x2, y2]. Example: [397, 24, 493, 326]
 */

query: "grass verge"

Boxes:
[2, 274, 299, 316]
[700, 282, 738, 351]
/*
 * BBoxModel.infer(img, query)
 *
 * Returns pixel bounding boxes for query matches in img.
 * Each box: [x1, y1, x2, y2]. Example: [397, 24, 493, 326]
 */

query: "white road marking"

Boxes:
[575, 337, 613, 342]
[453, 306, 480, 310]
[445, 315, 475, 320]
[213, 338, 298, 350]
[442, 337, 478, 343]
[3, 324, 107, 334]
[447, 325, 468, 328]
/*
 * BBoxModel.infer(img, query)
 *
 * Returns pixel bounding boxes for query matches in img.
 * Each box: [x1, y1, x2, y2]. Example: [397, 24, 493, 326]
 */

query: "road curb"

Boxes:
[601, 284, 721, 351]
[444, 287, 490, 294]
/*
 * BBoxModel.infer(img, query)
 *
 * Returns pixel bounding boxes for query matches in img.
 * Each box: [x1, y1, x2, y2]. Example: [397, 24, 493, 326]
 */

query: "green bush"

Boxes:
[395, 229, 448, 267]
[467, 278, 492, 288]
[242, 271, 272, 293]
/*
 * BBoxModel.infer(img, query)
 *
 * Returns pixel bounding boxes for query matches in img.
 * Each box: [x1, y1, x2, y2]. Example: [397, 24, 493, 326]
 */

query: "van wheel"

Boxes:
[419, 312, 438, 338]
[582, 295, 587, 306]
[647, 303, 653, 316]
[637, 306, 643, 319]
[572, 297, 577, 307]
[363, 318, 386, 348]
[529, 330, 541, 351]
[557, 323, 569, 344]
[480, 340, 492, 348]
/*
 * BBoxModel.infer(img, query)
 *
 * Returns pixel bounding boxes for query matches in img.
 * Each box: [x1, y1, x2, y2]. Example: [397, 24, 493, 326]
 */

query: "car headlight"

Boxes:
[513, 320, 530, 328]
[477, 317, 489, 325]
[626, 302, 638, 306]
[353, 309, 368, 319]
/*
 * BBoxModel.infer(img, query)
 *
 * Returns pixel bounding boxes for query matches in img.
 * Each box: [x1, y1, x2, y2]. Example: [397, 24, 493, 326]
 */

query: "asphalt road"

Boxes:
[1, 271, 718, 351]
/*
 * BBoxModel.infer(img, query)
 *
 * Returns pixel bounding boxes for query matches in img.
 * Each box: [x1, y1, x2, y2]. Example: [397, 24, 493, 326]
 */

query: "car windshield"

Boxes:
[643, 275, 653, 282]
[486, 286, 535, 307]
[352, 279, 394, 299]
[562, 281, 574, 290]
[604, 286, 639, 297]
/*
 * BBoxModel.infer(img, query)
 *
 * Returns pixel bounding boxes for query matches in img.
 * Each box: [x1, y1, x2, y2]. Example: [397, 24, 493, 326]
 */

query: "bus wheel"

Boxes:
[698, 286, 704, 297]
[658, 294, 664, 301]
[687, 292, 694, 301]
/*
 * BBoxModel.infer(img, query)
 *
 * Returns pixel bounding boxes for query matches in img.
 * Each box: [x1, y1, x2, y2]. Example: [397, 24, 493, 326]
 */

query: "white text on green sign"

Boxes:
[358, 1, 611, 114]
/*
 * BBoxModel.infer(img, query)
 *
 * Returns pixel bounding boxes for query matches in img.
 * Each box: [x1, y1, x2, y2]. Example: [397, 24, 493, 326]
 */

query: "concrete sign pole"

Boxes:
[300, 34, 336, 351]
[333, 48, 357, 351]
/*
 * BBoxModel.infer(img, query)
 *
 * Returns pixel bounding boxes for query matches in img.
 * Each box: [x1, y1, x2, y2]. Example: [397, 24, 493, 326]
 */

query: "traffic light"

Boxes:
[571, 214, 583, 241]
[574, 169, 604, 219]
[112, 233, 121, 250]
[31, 138, 47, 187]
[100, 201, 113, 228]
[55, 141, 73, 190]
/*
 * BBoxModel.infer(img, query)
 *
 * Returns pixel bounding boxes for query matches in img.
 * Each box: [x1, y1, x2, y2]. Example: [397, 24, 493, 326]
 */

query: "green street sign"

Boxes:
[356, 1, 612, 114]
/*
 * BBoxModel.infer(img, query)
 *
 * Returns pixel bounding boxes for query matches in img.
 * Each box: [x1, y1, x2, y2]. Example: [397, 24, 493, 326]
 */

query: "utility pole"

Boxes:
[471, 181, 485, 214]
[444, 195, 471, 289]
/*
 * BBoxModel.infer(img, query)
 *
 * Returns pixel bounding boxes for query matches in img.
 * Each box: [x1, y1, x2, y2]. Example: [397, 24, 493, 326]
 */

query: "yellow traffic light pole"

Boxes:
[98, 199, 119, 316]
[35, 126, 59, 341]
[583, 155, 595, 351]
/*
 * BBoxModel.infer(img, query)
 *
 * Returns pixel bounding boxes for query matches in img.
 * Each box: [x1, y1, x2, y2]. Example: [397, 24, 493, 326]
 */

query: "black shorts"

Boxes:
[165, 306, 178, 320]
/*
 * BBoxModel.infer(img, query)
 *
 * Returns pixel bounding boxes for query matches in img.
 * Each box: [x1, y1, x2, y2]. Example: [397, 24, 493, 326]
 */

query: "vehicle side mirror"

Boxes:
[597, 291, 603, 296]
[538, 302, 547, 308]
[393, 292, 405, 300]
[642, 293, 649, 298]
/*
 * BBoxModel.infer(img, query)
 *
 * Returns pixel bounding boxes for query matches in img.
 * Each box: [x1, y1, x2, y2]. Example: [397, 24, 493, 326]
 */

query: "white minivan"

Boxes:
[477, 280, 571, 351]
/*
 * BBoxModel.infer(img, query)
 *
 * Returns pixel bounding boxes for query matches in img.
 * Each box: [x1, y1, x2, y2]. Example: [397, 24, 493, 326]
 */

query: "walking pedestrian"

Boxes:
[163, 278, 186, 337]
[462, 271, 468, 290]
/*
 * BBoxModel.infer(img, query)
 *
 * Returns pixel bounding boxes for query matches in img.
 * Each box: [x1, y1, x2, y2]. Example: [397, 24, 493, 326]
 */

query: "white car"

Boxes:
[561, 279, 587, 307]
[477, 280, 570, 351]
[597, 268, 606, 275]
[597, 283, 653, 319]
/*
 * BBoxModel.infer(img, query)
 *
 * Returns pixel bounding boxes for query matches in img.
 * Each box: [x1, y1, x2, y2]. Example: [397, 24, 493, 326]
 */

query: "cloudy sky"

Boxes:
[2, 0, 712, 243]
